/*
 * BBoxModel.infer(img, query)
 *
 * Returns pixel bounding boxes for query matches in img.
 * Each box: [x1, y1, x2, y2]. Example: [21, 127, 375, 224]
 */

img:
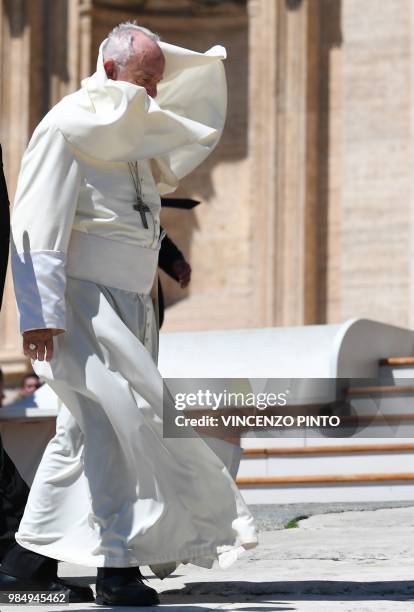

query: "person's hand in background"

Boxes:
[171, 259, 191, 288]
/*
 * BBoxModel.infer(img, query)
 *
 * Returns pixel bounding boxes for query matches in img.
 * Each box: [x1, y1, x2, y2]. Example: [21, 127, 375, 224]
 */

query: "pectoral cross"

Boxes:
[133, 198, 150, 229]
[128, 162, 151, 229]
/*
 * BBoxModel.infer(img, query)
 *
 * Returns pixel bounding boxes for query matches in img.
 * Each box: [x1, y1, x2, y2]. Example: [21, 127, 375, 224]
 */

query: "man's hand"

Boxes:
[172, 259, 191, 288]
[23, 329, 64, 362]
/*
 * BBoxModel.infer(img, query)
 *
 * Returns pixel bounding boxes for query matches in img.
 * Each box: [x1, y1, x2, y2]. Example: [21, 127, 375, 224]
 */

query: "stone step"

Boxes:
[347, 384, 414, 396]
[379, 356, 414, 366]
[242, 442, 414, 456]
[236, 473, 414, 486]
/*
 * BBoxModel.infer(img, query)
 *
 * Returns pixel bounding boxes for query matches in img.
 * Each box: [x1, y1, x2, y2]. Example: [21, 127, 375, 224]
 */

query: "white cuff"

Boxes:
[12, 248, 67, 333]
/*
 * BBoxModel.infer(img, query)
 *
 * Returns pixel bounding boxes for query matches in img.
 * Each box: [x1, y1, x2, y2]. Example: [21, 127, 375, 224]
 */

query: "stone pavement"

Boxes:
[3, 505, 414, 611]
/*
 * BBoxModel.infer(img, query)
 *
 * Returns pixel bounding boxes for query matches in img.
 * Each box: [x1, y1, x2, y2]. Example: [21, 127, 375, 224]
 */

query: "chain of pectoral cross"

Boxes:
[127, 161, 151, 229]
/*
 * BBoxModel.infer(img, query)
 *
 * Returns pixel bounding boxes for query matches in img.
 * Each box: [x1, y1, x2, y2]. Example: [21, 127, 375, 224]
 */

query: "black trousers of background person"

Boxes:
[0, 441, 29, 558]
[0, 439, 58, 580]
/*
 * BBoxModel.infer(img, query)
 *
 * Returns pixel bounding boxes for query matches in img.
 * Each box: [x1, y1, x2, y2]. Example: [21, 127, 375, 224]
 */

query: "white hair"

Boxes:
[103, 21, 160, 66]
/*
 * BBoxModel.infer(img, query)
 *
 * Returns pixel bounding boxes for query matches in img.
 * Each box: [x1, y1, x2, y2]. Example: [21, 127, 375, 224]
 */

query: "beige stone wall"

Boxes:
[249, 0, 414, 330]
[336, 0, 412, 326]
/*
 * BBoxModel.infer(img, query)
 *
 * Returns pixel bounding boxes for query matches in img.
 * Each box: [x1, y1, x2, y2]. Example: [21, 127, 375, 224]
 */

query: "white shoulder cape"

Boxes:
[50, 39, 227, 194]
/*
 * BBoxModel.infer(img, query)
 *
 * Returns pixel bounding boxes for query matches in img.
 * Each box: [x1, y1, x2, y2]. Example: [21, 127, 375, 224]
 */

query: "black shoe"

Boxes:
[96, 567, 159, 606]
[0, 571, 94, 603]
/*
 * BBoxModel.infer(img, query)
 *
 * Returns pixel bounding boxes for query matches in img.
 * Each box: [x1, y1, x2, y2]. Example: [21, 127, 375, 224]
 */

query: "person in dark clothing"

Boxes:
[0, 367, 31, 561]
[0, 158, 35, 560]
[0, 145, 9, 311]
[0, 148, 27, 560]
[0, 146, 93, 602]
[158, 230, 191, 327]
[0, 440, 30, 562]
[158, 197, 196, 327]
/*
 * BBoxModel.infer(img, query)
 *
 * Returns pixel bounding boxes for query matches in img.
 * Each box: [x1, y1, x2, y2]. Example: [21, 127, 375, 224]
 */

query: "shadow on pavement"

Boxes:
[161, 580, 414, 602]
[234, 608, 294, 612]
[66, 608, 238, 612]
[58, 575, 96, 586]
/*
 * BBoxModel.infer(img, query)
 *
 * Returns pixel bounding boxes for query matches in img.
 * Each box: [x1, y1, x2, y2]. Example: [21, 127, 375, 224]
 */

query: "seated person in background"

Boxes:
[16, 374, 41, 401]
[6, 374, 42, 405]
[0, 369, 5, 407]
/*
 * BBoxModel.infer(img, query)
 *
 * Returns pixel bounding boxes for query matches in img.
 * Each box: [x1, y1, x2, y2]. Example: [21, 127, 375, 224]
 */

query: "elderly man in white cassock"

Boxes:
[1, 22, 257, 606]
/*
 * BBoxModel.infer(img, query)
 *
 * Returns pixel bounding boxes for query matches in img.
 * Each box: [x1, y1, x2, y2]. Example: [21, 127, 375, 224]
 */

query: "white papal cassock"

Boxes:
[10, 38, 258, 577]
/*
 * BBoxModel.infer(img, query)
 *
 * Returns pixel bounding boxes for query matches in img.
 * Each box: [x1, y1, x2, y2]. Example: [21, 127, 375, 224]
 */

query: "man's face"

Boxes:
[21, 376, 40, 397]
[118, 52, 165, 98]
[104, 33, 165, 99]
